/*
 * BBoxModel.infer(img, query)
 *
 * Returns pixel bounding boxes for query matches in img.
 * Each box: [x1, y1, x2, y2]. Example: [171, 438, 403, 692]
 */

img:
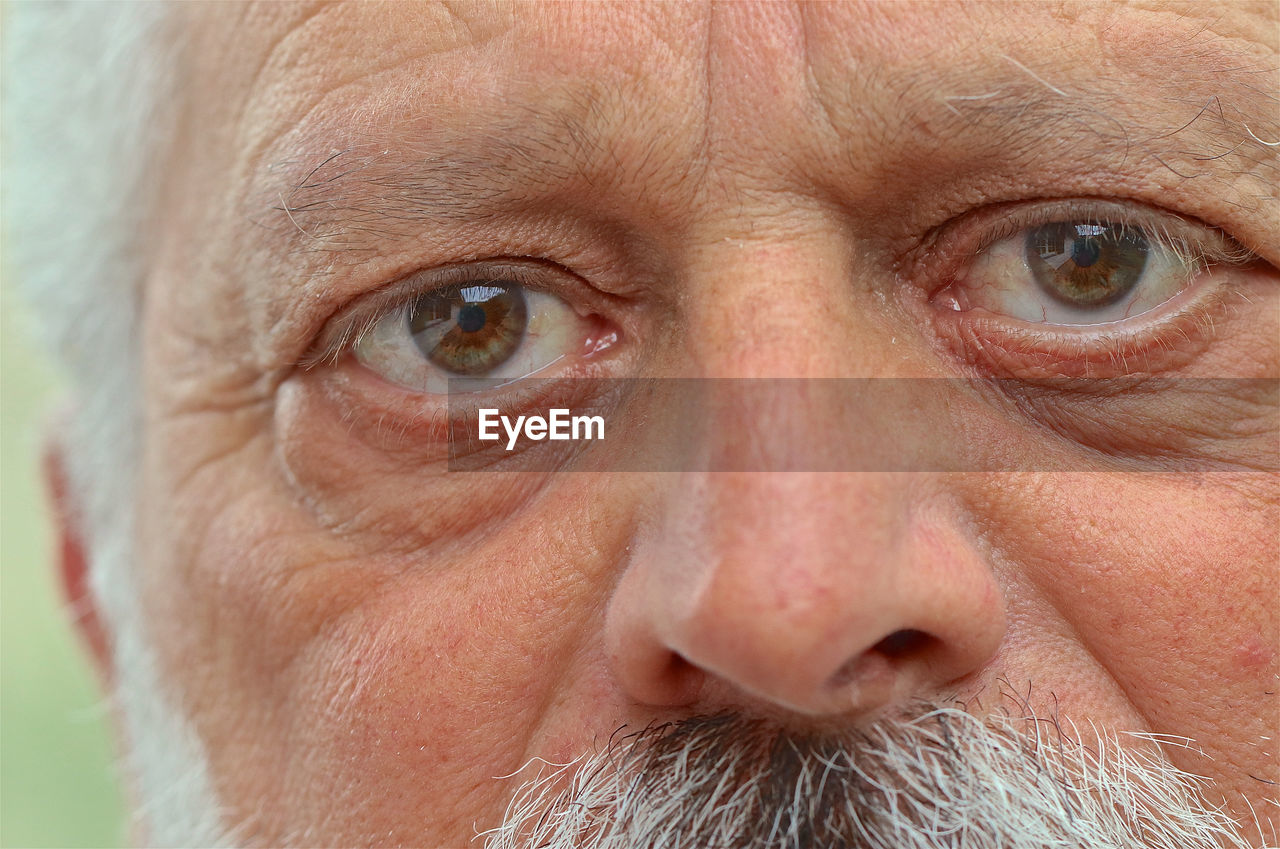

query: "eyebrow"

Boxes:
[256, 42, 1278, 260]
[258, 83, 647, 250]
[921, 62, 1279, 182]
[268, 140, 581, 245]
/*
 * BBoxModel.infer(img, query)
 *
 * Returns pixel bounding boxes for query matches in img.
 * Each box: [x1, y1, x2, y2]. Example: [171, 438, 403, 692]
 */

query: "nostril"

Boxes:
[873, 628, 932, 658]
[657, 651, 707, 705]
[824, 630, 935, 692]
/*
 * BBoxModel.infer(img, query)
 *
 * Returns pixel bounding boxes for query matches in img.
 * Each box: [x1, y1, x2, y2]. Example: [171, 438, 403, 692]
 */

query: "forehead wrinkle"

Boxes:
[253, 74, 704, 263]
[799, 3, 1277, 223]
[231, 1, 515, 208]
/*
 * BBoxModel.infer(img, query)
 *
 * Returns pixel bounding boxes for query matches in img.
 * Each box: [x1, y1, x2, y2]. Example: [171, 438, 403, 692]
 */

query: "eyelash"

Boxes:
[912, 198, 1257, 289]
[911, 200, 1265, 378]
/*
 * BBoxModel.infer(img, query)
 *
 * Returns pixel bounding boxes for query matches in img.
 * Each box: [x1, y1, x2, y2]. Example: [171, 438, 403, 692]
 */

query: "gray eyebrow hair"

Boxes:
[939, 75, 1278, 175]
[265, 138, 587, 246]
[257, 83, 641, 252]
[259, 63, 1278, 257]
[879, 60, 1278, 186]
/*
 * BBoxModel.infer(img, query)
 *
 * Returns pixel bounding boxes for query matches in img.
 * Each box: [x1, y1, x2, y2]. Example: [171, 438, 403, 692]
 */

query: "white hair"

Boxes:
[3, 2, 234, 845]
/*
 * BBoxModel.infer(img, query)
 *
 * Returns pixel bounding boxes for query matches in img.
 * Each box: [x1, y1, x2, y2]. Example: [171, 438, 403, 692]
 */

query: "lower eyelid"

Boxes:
[307, 351, 626, 464]
[930, 271, 1234, 379]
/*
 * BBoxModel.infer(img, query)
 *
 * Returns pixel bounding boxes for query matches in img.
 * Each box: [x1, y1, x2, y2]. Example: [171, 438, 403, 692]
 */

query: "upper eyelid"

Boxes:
[905, 198, 1258, 284]
[302, 259, 580, 369]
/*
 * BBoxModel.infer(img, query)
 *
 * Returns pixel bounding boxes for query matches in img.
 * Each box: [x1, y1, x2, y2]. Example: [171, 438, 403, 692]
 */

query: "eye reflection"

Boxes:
[409, 284, 529, 375]
[1025, 223, 1149, 308]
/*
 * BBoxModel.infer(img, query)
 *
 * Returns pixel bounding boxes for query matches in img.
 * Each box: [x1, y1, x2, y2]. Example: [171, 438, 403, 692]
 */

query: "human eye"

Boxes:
[954, 219, 1200, 324]
[313, 260, 619, 396]
[913, 199, 1276, 468]
[923, 200, 1262, 377]
[356, 282, 573, 392]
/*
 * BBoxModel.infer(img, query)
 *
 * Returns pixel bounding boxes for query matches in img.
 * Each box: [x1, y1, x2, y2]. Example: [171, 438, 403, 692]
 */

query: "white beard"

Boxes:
[482, 705, 1275, 849]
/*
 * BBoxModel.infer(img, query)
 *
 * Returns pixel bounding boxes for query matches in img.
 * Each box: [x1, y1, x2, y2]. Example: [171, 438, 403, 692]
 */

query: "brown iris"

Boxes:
[1025, 222, 1149, 307]
[408, 283, 528, 375]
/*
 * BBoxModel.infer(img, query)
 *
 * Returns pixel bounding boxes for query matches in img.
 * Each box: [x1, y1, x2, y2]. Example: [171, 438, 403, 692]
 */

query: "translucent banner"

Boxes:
[446, 378, 1279, 473]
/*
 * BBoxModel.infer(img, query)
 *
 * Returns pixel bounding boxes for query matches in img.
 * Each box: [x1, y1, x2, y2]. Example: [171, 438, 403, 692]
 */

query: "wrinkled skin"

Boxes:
[66, 1, 1279, 846]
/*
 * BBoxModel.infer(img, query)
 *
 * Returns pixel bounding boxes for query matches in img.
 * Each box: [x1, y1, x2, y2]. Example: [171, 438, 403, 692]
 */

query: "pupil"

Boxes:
[456, 303, 487, 333]
[1071, 237, 1101, 268]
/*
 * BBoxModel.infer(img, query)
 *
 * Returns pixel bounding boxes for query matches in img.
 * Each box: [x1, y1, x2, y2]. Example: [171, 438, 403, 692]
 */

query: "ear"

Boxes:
[44, 445, 112, 681]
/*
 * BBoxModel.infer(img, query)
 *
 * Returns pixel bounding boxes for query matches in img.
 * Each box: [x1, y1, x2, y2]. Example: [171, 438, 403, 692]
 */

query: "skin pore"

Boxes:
[76, 1, 1277, 845]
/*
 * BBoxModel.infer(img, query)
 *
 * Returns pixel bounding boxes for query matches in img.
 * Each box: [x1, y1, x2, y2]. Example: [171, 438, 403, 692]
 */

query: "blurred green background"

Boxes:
[1, 276, 126, 846]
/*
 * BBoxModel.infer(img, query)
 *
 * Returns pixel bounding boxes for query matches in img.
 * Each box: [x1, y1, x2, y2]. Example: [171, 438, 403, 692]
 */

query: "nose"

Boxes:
[605, 467, 1006, 717]
[604, 230, 1006, 718]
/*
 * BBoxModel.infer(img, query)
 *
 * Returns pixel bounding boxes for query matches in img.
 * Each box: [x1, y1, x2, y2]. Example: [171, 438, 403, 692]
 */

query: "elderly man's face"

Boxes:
[93, 0, 1278, 845]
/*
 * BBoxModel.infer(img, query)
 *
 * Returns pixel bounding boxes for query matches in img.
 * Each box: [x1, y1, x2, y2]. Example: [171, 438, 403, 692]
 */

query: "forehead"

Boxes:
[182, 0, 1277, 235]
[193, 0, 1277, 168]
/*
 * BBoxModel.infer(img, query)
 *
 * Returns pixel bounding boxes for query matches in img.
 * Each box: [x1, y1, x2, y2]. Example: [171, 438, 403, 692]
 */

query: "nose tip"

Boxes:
[604, 472, 1006, 719]
[664, 573, 995, 717]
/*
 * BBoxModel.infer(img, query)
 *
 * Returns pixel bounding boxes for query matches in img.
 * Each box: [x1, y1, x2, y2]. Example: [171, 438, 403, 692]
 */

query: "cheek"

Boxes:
[1056, 476, 1274, 689]
[971, 471, 1278, 766]
[272, 573, 579, 840]
[272, 372, 552, 547]
[268, 487, 647, 843]
[141, 391, 648, 844]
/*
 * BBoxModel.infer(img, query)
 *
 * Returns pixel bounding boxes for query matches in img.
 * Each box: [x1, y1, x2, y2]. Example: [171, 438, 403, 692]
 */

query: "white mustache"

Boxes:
[482, 701, 1272, 849]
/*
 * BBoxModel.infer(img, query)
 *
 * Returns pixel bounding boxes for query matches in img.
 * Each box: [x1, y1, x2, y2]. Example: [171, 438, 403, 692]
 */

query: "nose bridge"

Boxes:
[664, 226, 954, 474]
[680, 232, 874, 378]
[671, 215, 941, 387]
[701, 471, 902, 593]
